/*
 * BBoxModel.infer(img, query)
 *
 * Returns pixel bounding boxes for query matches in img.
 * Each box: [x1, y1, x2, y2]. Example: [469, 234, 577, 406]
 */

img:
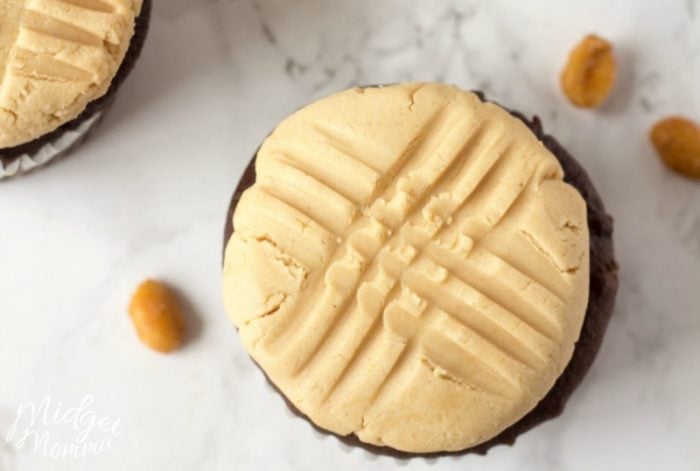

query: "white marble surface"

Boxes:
[1, 0, 699, 469]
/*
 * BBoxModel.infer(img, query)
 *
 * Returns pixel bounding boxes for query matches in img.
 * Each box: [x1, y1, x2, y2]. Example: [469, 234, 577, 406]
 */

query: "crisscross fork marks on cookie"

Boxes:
[278, 110, 486, 373]
[320, 161, 548, 414]
[224, 84, 592, 451]
[2, 0, 132, 85]
[249, 103, 457, 352]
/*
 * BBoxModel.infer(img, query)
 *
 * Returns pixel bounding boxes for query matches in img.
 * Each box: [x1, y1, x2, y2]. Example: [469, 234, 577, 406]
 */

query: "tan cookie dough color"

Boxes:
[223, 83, 590, 453]
[0, 0, 142, 147]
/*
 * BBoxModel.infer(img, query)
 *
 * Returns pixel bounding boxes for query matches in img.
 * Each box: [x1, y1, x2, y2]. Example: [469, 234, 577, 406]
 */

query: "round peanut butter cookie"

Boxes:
[222, 83, 618, 455]
[0, 0, 151, 178]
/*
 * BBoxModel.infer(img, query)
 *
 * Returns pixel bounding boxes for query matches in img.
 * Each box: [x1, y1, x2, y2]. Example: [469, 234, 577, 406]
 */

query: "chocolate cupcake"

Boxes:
[0, 0, 151, 180]
[222, 83, 618, 456]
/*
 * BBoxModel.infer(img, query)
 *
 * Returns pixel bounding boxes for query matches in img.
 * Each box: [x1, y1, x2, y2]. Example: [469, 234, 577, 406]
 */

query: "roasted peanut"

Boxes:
[561, 34, 616, 108]
[128, 279, 186, 353]
[650, 117, 700, 179]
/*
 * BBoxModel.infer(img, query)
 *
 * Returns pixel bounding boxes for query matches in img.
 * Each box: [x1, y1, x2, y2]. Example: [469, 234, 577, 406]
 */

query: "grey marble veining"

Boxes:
[0, 0, 698, 470]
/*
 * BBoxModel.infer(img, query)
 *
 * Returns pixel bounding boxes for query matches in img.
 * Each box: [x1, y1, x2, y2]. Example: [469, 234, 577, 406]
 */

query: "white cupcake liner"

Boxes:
[0, 112, 102, 181]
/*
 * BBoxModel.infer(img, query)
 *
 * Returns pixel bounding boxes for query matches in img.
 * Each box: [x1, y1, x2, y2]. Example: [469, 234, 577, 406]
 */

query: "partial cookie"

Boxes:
[222, 83, 618, 455]
[0, 0, 151, 179]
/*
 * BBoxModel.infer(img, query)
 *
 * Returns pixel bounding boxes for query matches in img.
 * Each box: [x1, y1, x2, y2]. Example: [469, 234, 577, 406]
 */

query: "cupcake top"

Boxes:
[223, 83, 590, 453]
[0, 0, 142, 148]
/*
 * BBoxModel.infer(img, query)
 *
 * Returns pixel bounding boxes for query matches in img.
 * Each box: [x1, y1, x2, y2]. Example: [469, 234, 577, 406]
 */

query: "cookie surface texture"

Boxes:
[223, 83, 590, 453]
[0, 0, 142, 147]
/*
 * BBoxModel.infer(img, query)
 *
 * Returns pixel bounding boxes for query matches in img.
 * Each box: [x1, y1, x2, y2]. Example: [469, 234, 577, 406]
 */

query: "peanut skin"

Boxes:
[561, 34, 616, 108]
[129, 280, 186, 353]
[650, 117, 700, 180]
